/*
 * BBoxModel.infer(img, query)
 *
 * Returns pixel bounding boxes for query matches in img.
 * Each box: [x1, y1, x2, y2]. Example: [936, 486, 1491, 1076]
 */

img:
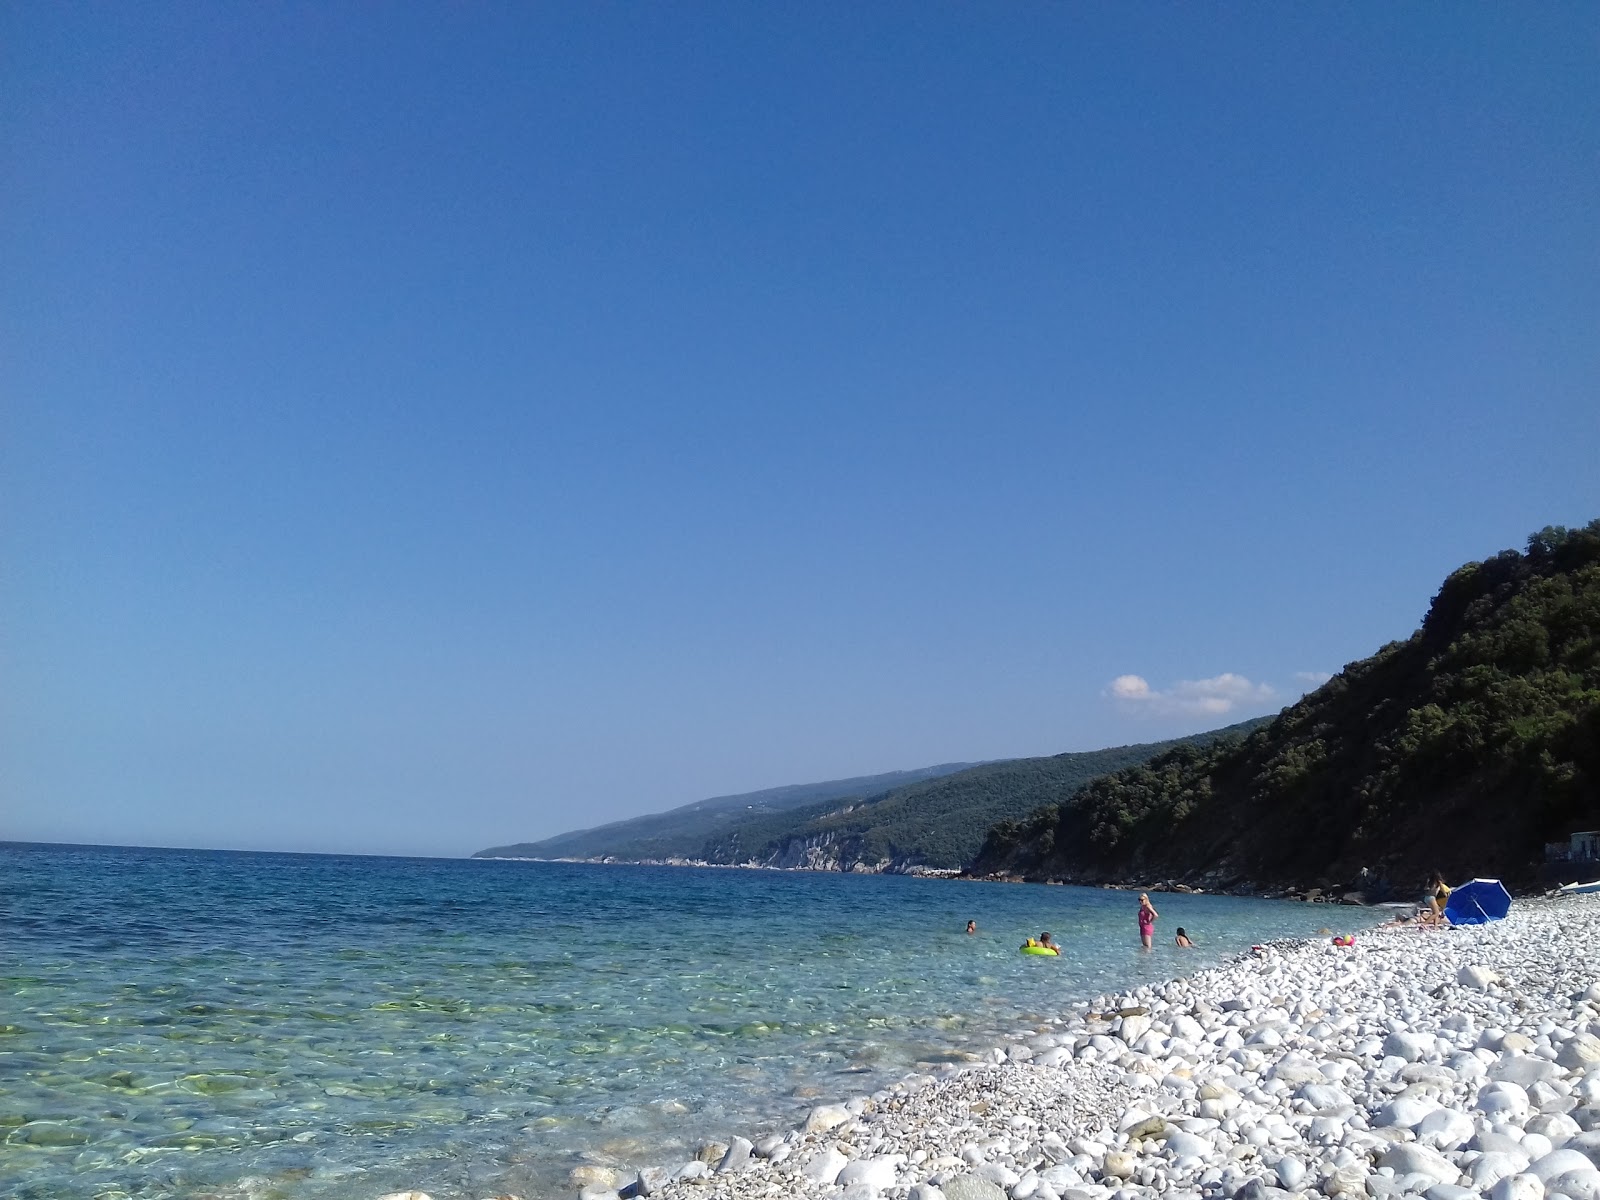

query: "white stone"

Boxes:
[1299, 1083, 1353, 1110]
[1172, 1015, 1206, 1042]
[1376, 1095, 1441, 1129]
[837, 1157, 901, 1189]
[1164, 1130, 1210, 1158]
[1561, 1036, 1600, 1073]
[1309, 1115, 1347, 1143]
[800, 1148, 849, 1185]
[1548, 1171, 1600, 1200]
[1475, 1155, 1536, 1190]
[942, 1178, 1008, 1200]
[1461, 965, 1501, 991]
[1488, 1174, 1546, 1200]
[1418, 1107, 1477, 1149]
[1274, 1157, 1306, 1189]
[1118, 1014, 1152, 1044]
[1480, 1082, 1536, 1121]
[1101, 1151, 1135, 1180]
[1501, 1057, 1564, 1088]
[376, 1194, 434, 1200]
[717, 1136, 753, 1173]
[805, 1104, 853, 1133]
[1379, 1142, 1462, 1185]
[1529, 1112, 1584, 1144]
[1040, 1165, 1082, 1190]
[1323, 1163, 1369, 1196]
[972, 1162, 1020, 1188]
[909, 1186, 948, 1200]
[1572, 1130, 1600, 1165]
[1531, 1152, 1600, 1185]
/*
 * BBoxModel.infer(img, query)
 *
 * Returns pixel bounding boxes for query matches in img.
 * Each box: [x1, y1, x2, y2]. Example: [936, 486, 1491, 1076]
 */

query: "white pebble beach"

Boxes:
[381, 891, 1600, 1200]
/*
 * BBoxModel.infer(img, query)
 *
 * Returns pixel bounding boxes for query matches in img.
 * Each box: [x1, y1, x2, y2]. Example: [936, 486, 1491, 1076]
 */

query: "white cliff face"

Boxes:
[755, 832, 899, 873]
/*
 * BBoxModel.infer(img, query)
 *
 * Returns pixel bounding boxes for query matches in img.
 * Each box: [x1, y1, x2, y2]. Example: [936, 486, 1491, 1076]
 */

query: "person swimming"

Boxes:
[1039, 932, 1059, 952]
[966, 920, 977, 934]
[1174, 927, 1194, 947]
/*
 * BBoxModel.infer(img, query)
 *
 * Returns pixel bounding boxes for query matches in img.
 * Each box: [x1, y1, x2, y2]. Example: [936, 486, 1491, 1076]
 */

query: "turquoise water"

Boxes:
[1, 843, 1375, 1199]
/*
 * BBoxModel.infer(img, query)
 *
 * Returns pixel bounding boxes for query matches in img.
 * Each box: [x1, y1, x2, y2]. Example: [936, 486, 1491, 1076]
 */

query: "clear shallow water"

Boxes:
[1, 843, 1378, 1199]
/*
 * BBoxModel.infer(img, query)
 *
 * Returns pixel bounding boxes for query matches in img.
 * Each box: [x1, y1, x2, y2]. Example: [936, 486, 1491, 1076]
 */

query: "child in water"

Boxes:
[1174, 927, 1194, 947]
[966, 920, 976, 934]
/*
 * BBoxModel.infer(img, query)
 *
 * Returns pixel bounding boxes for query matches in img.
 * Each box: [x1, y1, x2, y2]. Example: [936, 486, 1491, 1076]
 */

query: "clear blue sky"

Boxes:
[3, 6, 1596, 857]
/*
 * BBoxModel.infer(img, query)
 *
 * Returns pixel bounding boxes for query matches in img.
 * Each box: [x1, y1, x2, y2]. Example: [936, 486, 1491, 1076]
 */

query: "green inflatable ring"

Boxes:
[1019, 945, 1059, 956]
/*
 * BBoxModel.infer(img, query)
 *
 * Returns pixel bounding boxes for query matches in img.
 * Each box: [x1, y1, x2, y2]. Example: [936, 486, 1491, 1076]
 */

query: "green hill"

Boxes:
[970, 520, 1600, 894]
[698, 718, 1272, 871]
[473, 763, 977, 861]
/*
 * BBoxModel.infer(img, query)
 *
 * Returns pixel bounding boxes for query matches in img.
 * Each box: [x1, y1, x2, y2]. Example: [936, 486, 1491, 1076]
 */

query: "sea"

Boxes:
[1, 842, 1381, 1200]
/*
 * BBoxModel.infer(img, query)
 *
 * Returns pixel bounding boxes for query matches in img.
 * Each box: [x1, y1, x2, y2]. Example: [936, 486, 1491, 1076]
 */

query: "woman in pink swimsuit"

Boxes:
[1137, 893, 1159, 949]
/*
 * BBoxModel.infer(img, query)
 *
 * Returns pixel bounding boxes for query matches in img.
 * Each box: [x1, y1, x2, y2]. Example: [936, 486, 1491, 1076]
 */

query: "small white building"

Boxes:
[1572, 831, 1600, 862]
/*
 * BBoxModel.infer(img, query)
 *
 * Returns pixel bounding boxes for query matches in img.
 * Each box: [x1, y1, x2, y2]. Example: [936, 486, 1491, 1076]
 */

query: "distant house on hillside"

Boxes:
[1546, 830, 1600, 865]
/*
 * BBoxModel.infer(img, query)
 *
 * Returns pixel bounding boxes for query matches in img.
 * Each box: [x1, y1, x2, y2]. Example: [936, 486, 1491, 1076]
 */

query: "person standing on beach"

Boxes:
[1427, 873, 1451, 921]
[1137, 893, 1159, 949]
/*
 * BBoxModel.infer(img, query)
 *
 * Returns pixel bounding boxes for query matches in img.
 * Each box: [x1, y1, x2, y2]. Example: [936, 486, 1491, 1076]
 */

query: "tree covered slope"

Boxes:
[472, 763, 977, 861]
[970, 521, 1600, 892]
[698, 719, 1272, 871]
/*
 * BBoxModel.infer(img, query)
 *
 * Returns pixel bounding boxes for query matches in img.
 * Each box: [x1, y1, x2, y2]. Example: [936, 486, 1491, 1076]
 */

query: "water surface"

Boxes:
[0, 843, 1376, 1199]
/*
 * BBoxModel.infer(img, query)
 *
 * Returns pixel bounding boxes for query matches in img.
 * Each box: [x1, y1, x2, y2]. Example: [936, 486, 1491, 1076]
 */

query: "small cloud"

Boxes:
[1108, 674, 1152, 701]
[1107, 672, 1276, 718]
[1294, 670, 1333, 688]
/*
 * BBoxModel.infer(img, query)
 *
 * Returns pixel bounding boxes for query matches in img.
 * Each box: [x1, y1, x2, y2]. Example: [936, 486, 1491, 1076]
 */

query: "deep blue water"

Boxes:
[0, 843, 1375, 1199]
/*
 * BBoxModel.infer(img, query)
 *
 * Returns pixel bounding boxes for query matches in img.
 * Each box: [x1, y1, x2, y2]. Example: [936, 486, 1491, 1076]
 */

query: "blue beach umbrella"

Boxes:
[1443, 878, 1512, 926]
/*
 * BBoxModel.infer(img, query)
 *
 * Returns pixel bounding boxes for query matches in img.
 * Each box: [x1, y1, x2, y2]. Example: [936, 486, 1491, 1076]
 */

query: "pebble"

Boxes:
[943, 1177, 1008, 1200]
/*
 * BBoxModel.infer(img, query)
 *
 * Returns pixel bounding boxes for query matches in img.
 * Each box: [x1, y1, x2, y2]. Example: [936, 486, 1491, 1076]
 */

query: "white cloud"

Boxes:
[1108, 674, 1152, 700]
[1294, 670, 1333, 688]
[1107, 672, 1276, 718]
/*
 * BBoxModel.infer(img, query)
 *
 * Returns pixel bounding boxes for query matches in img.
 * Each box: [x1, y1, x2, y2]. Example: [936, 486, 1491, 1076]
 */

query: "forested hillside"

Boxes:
[473, 763, 976, 861]
[699, 719, 1271, 871]
[970, 522, 1600, 892]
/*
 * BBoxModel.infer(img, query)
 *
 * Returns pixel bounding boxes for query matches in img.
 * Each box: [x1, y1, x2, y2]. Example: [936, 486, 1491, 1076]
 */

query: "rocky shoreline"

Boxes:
[379, 891, 1600, 1200]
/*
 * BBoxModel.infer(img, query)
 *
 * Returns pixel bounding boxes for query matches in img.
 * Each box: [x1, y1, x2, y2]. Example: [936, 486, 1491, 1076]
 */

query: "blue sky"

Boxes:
[3, 5, 1596, 857]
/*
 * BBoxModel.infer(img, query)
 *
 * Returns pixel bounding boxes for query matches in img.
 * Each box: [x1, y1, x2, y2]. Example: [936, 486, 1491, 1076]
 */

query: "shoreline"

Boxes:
[462, 890, 1600, 1200]
[471, 854, 1388, 903]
